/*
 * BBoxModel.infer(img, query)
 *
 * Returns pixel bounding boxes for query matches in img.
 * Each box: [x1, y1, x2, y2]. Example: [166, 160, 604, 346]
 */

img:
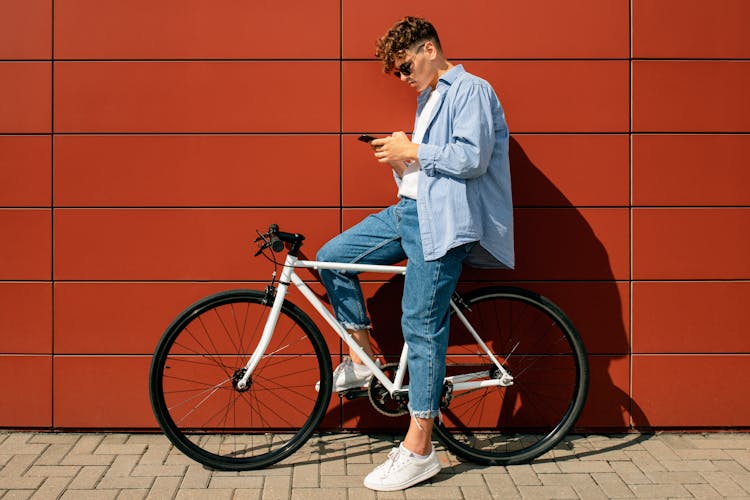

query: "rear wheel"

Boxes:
[149, 289, 332, 470]
[434, 286, 588, 465]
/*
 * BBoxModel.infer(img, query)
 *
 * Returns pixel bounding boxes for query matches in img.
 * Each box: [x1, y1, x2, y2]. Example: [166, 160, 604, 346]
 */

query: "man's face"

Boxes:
[393, 42, 432, 93]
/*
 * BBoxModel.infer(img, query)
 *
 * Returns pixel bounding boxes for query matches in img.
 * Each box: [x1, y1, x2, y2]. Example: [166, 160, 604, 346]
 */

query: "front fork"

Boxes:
[234, 256, 298, 390]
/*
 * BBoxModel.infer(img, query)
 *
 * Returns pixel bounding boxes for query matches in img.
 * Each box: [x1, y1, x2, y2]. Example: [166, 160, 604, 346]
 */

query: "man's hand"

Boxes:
[372, 132, 419, 164]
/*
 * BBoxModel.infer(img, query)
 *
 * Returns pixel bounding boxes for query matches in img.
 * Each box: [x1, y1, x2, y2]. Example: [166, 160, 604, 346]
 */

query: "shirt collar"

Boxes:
[418, 64, 465, 103]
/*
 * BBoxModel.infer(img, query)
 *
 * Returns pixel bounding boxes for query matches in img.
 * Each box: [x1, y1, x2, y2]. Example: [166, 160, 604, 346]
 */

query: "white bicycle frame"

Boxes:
[235, 253, 514, 394]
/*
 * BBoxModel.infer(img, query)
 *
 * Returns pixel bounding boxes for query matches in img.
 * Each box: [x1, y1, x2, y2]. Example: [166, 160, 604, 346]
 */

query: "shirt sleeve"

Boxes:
[416, 82, 496, 179]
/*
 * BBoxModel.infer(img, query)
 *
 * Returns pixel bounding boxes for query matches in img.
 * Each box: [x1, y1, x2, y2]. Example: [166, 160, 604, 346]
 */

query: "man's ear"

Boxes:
[424, 40, 438, 60]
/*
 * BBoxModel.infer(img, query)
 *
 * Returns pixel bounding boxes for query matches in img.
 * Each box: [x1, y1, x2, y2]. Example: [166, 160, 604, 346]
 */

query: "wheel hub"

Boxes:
[231, 368, 251, 392]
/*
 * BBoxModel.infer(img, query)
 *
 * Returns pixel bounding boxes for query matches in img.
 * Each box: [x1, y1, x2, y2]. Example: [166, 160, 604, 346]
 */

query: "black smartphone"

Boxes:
[358, 134, 377, 143]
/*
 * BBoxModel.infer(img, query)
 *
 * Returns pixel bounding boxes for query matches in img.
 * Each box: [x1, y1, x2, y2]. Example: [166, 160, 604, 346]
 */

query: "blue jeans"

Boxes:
[316, 198, 474, 418]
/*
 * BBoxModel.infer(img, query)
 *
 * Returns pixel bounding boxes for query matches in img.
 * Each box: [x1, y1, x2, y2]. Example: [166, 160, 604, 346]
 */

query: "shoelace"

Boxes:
[374, 447, 409, 475]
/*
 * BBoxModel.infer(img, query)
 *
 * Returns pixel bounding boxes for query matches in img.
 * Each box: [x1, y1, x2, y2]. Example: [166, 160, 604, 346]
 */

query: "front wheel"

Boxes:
[434, 286, 588, 465]
[149, 289, 332, 470]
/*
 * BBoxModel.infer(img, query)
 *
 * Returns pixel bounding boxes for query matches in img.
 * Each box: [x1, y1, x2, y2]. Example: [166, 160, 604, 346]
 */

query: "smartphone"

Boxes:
[358, 134, 377, 143]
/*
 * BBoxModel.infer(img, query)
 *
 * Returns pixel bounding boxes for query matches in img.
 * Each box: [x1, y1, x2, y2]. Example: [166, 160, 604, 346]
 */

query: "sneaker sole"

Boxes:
[363, 461, 441, 491]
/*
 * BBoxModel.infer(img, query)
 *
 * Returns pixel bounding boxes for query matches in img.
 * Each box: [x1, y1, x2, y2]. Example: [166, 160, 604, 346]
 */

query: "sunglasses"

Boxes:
[393, 43, 426, 79]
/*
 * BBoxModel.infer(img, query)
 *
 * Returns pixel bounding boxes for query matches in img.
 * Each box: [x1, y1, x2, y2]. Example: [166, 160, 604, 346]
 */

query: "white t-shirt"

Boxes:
[398, 89, 441, 199]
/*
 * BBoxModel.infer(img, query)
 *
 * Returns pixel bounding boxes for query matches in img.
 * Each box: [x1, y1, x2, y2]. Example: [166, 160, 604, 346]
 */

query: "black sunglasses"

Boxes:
[393, 43, 426, 79]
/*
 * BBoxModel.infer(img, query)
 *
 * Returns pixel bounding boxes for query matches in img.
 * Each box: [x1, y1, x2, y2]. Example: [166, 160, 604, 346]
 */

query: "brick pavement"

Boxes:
[1, 431, 749, 499]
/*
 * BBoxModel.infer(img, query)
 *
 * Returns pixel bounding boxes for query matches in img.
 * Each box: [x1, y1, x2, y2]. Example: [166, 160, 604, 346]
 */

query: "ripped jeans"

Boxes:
[316, 198, 473, 418]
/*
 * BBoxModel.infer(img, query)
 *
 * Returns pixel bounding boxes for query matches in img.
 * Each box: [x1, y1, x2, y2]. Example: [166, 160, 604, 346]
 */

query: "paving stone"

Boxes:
[29, 434, 80, 445]
[591, 472, 635, 498]
[644, 470, 706, 484]
[661, 459, 718, 472]
[25, 465, 80, 477]
[261, 475, 292, 500]
[0, 435, 46, 455]
[292, 463, 319, 488]
[623, 450, 667, 473]
[516, 485, 577, 499]
[29, 477, 71, 499]
[700, 471, 748, 496]
[233, 489, 262, 500]
[180, 465, 210, 489]
[345, 486, 377, 500]
[207, 476, 265, 489]
[684, 483, 723, 498]
[557, 460, 613, 473]
[290, 488, 346, 500]
[145, 476, 181, 499]
[482, 473, 521, 498]
[60, 490, 119, 499]
[506, 464, 541, 486]
[458, 485, 492, 500]
[610, 461, 651, 484]
[0, 455, 36, 478]
[67, 465, 108, 490]
[115, 489, 148, 500]
[403, 485, 462, 499]
[628, 483, 691, 498]
[3, 490, 34, 500]
[32, 444, 75, 466]
[175, 489, 233, 499]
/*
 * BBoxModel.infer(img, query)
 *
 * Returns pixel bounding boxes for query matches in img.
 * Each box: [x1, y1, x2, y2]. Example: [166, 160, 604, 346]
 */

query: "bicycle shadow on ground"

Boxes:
[318, 136, 649, 440]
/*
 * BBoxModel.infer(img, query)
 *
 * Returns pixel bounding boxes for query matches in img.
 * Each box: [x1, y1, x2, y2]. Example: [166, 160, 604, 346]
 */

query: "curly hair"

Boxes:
[375, 16, 443, 73]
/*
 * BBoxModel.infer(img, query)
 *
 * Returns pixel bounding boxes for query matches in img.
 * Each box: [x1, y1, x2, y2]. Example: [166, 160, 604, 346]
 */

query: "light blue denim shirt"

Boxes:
[403, 64, 514, 269]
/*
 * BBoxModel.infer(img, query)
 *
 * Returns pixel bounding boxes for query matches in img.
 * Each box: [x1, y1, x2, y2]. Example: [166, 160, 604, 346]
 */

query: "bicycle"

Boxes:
[149, 224, 588, 471]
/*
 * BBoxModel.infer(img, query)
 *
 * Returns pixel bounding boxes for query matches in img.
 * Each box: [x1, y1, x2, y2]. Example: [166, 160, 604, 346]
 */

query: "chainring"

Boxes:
[367, 363, 409, 417]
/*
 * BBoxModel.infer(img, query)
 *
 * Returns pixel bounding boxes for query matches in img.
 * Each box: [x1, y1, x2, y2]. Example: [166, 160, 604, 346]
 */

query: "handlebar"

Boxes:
[254, 224, 305, 257]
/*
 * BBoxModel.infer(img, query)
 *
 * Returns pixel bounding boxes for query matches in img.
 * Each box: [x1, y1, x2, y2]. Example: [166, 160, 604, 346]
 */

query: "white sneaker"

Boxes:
[315, 356, 381, 393]
[363, 444, 441, 491]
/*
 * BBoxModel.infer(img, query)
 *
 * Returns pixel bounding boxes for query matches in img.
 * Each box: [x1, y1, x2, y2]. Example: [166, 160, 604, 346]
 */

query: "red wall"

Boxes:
[1, 0, 749, 430]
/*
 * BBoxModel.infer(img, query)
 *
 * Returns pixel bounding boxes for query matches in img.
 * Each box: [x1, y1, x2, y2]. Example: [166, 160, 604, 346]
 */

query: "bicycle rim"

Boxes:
[149, 290, 332, 470]
[435, 286, 588, 465]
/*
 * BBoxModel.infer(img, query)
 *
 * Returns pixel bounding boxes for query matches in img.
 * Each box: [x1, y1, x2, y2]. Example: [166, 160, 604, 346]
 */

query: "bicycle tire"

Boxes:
[149, 289, 332, 470]
[433, 286, 588, 465]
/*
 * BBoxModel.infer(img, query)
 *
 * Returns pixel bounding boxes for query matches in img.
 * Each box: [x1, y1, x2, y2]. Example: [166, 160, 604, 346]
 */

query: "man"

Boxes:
[316, 16, 514, 491]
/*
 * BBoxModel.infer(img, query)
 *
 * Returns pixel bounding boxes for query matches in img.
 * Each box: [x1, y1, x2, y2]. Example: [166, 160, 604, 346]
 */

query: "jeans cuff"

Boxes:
[340, 321, 371, 331]
[410, 409, 439, 419]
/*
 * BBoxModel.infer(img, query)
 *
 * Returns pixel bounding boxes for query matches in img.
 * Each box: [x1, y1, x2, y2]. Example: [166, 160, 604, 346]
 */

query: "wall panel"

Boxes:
[632, 355, 750, 427]
[633, 209, 750, 279]
[0, 356, 52, 427]
[54, 282, 337, 355]
[343, 61, 630, 134]
[54, 0, 340, 59]
[54, 62, 340, 133]
[0, 210, 51, 280]
[54, 209, 340, 280]
[0, 136, 51, 206]
[0, 0, 51, 59]
[54, 135, 340, 207]
[633, 0, 750, 58]
[343, 0, 629, 59]
[633, 134, 750, 206]
[633, 282, 750, 353]
[0, 63, 51, 133]
[54, 356, 154, 428]
[0, 283, 52, 353]
[633, 61, 750, 132]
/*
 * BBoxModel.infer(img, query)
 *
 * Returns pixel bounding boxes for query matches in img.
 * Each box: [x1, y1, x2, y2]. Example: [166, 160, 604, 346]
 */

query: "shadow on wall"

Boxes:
[322, 137, 650, 433]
